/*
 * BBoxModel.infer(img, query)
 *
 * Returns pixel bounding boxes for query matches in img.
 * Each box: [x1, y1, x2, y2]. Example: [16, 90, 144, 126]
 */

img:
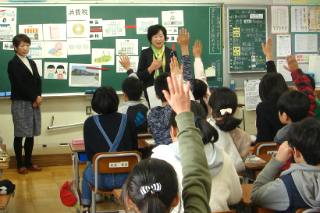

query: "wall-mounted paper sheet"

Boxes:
[28, 42, 44, 59]
[244, 80, 261, 111]
[3, 42, 14, 50]
[296, 53, 316, 62]
[136, 18, 158, 34]
[298, 62, 309, 73]
[166, 27, 178, 34]
[291, 6, 308, 32]
[19, 24, 43, 41]
[116, 39, 138, 55]
[43, 24, 67, 41]
[167, 35, 178, 42]
[33, 59, 42, 77]
[67, 38, 90, 55]
[102, 19, 125, 37]
[89, 19, 102, 26]
[277, 59, 292, 82]
[162, 10, 184, 27]
[44, 62, 68, 80]
[43, 41, 67, 58]
[0, 7, 16, 24]
[91, 48, 115, 65]
[116, 56, 139, 73]
[66, 5, 90, 21]
[69, 64, 101, 87]
[87, 32, 102, 40]
[271, 6, 289, 33]
[294, 34, 318, 53]
[277, 34, 291, 57]
[67, 21, 89, 38]
[308, 7, 320, 32]
[309, 55, 320, 84]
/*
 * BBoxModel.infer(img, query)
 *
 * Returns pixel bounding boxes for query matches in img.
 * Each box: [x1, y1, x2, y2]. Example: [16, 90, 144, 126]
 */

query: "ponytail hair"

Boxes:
[170, 101, 219, 145]
[208, 87, 242, 132]
[121, 158, 179, 213]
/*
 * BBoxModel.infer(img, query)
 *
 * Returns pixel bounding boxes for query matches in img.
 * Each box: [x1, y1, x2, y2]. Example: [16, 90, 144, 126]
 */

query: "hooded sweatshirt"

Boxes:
[250, 156, 320, 212]
[152, 142, 242, 212]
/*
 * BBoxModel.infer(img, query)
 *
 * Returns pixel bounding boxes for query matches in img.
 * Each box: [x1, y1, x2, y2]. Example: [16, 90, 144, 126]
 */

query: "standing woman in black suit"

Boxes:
[7, 34, 43, 174]
[137, 25, 176, 102]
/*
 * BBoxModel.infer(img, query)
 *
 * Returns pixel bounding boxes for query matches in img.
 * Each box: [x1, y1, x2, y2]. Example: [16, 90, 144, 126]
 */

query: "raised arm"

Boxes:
[262, 37, 276, 73]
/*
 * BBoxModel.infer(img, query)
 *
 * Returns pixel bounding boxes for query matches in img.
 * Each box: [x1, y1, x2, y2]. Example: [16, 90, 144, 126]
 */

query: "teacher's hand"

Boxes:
[32, 102, 38, 107]
[35, 96, 43, 106]
[148, 60, 163, 74]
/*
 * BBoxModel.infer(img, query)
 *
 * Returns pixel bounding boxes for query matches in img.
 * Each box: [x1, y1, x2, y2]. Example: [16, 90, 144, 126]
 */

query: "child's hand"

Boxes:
[148, 60, 163, 73]
[163, 73, 190, 115]
[192, 40, 202, 58]
[284, 55, 299, 72]
[119, 54, 131, 71]
[275, 141, 293, 163]
[177, 28, 190, 48]
[261, 37, 273, 61]
[170, 56, 183, 75]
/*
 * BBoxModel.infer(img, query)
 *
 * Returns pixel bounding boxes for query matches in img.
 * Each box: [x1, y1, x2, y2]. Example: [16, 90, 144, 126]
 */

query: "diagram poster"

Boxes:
[19, 24, 43, 41]
[67, 38, 90, 55]
[66, 5, 90, 21]
[102, 19, 125, 37]
[91, 48, 115, 65]
[116, 56, 139, 73]
[27, 42, 44, 58]
[43, 24, 67, 41]
[43, 62, 68, 80]
[115, 39, 138, 55]
[162, 10, 184, 27]
[136, 18, 158, 34]
[43, 41, 68, 58]
[69, 63, 101, 87]
[67, 21, 89, 38]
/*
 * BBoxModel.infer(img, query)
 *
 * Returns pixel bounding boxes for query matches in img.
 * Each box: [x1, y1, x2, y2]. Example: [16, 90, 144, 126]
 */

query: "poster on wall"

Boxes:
[19, 24, 43, 40]
[27, 42, 44, 58]
[162, 10, 184, 27]
[308, 7, 320, 32]
[67, 21, 89, 38]
[43, 24, 67, 41]
[33, 59, 42, 77]
[91, 48, 115, 65]
[44, 62, 68, 79]
[271, 6, 289, 33]
[43, 41, 68, 58]
[102, 19, 126, 37]
[69, 63, 101, 87]
[67, 38, 90, 55]
[66, 5, 90, 21]
[136, 18, 158, 34]
[116, 56, 139, 73]
[115, 39, 138, 55]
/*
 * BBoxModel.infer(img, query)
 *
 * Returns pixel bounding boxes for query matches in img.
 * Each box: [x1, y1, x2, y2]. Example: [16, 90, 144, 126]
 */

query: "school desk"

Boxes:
[242, 154, 273, 184]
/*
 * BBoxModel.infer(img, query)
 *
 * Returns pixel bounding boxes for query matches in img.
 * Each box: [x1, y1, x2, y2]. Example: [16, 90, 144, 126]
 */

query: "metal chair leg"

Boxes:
[91, 191, 96, 213]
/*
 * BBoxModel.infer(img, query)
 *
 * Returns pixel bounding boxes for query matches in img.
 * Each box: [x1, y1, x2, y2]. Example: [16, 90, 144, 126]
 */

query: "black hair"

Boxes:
[208, 87, 242, 132]
[259, 73, 289, 102]
[170, 101, 219, 145]
[55, 65, 66, 74]
[193, 79, 209, 115]
[277, 90, 310, 122]
[121, 158, 179, 213]
[91, 86, 119, 114]
[154, 72, 170, 102]
[306, 74, 315, 91]
[122, 77, 143, 101]
[47, 65, 55, 69]
[12, 34, 31, 53]
[287, 118, 320, 166]
[147, 24, 168, 43]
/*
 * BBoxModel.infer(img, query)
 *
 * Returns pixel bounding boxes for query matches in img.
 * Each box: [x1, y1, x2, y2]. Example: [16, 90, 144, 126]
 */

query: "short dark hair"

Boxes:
[208, 87, 242, 132]
[122, 77, 143, 101]
[193, 79, 209, 115]
[288, 118, 320, 165]
[306, 74, 315, 91]
[170, 101, 219, 145]
[12, 34, 31, 53]
[154, 72, 170, 102]
[147, 24, 168, 43]
[277, 90, 309, 122]
[121, 158, 179, 213]
[259, 73, 289, 102]
[91, 86, 119, 114]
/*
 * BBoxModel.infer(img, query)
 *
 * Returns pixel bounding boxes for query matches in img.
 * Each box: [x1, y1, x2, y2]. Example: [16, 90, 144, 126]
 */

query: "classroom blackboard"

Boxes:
[227, 8, 267, 73]
[0, 3, 223, 94]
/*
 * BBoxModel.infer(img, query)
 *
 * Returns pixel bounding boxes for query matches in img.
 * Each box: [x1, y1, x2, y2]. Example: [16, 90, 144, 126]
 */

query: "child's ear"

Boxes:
[171, 193, 180, 208]
[293, 147, 301, 159]
[123, 92, 128, 99]
[170, 126, 177, 138]
[283, 112, 289, 121]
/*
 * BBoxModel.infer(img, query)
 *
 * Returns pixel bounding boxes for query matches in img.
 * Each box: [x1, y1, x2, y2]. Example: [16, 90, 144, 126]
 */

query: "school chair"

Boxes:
[212, 211, 235, 213]
[253, 142, 277, 155]
[89, 151, 142, 213]
[295, 208, 316, 213]
[0, 192, 14, 213]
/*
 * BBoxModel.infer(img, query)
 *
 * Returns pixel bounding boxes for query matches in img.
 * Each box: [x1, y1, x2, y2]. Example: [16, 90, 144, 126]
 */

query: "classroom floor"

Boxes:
[0, 165, 124, 213]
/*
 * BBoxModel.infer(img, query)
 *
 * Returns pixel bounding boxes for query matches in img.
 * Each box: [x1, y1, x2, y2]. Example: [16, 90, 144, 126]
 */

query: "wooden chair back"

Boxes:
[254, 142, 277, 155]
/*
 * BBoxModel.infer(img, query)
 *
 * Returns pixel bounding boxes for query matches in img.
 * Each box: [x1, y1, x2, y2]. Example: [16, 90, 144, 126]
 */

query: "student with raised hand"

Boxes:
[250, 118, 320, 212]
[121, 74, 212, 213]
[152, 100, 242, 212]
[208, 87, 250, 172]
[118, 54, 149, 133]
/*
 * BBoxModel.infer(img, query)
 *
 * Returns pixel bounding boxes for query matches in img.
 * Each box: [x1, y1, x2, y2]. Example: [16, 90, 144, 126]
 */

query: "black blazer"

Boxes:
[137, 46, 176, 89]
[7, 55, 42, 102]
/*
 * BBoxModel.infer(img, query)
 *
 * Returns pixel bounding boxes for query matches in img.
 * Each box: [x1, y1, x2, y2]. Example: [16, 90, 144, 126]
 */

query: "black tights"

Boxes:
[14, 137, 34, 168]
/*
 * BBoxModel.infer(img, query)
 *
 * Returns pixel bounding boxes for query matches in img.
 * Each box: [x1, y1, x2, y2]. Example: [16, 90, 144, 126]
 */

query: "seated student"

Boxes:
[255, 37, 288, 144]
[250, 118, 320, 212]
[118, 54, 149, 133]
[121, 73, 212, 213]
[152, 101, 242, 212]
[208, 87, 251, 172]
[81, 86, 138, 213]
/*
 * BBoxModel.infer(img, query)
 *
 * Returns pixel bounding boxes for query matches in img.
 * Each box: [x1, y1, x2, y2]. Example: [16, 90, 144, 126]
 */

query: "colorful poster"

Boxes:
[91, 48, 115, 65]
[162, 10, 184, 27]
[19, 24, 43, 41]
[44, 62, 68, 80]
[115, 39, 138, 55]
[67, 39, 90, 55]
[0, 7, 16, 24]
[28, 42, 44, 58]
[291, 6, 308, 32]
[66, 5, 90, 21]
[102, 19, 126, 37]
[308, 7, 320, 32]
[296, 54, 316, 62]
[116, 56, 139, 73]
[136, 18, 158, 34]
[271, 6, 289, 34]
[0, 24, 16, 41]
[43, 41, 68, 58]
[43, 24, 67, 41]
[67, 21, 89, 38]
[69, 64, 101, 87]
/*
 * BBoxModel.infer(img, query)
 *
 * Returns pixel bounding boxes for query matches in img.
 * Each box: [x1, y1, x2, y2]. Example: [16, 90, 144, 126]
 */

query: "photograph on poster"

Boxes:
[162, 10, 184, 27]
[67, 21, 89, 38]
[66, 5, 90, 21]
[44, 62, 68, 80]
[136, 18, 158, 34]
[102, 19, 126, 37]
[33, 59, 43, 77]
[92, 48, 115, 65]
[69, 63, 101, 87]
[116, 56, 139, 73]
[116, 39, 138, 55]
[43, 24, 67, 41]
[67, 38, 90, 55]
[44, 41, 67, 58]
[19, 24, 43, 40]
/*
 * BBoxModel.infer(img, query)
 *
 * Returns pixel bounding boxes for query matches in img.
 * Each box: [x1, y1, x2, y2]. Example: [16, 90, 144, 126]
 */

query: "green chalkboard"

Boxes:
[0, 3, 223, 94]
[228, 8, 267, 73]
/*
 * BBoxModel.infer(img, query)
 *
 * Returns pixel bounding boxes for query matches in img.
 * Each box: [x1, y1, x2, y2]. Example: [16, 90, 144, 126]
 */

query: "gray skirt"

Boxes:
[11, 100, 41, 137]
